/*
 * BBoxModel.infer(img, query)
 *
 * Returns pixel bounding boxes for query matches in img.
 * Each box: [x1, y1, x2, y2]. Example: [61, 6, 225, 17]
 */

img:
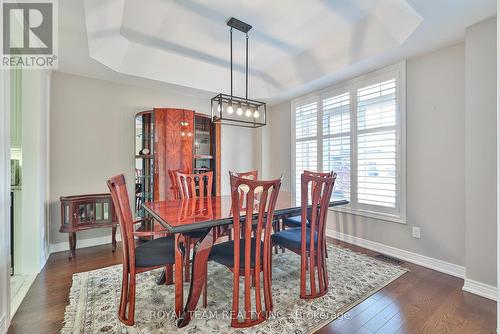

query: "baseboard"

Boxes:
[463, 278, 497, 301]
[0, 313, 6, 334]
[40, 250, 49, 271]
[327, 229, 466, 278]
[49, 234, 121, 254]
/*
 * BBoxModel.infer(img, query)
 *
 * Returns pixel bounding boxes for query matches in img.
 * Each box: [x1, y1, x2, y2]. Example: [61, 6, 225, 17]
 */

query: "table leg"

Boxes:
[177, 228, 215, 328]
[174, 233, 185, 318]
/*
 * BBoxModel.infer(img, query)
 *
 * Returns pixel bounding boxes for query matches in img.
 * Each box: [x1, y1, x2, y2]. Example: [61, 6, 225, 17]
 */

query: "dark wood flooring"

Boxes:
[7, 239, 496, 333]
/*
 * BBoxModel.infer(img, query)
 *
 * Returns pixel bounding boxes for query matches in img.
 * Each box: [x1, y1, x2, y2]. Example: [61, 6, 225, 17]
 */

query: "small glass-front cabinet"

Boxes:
[135, 111, 155, 218]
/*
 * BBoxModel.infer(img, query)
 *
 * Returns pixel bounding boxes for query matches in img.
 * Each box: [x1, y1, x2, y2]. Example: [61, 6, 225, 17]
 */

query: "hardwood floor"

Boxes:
[7, 239, 496, 333]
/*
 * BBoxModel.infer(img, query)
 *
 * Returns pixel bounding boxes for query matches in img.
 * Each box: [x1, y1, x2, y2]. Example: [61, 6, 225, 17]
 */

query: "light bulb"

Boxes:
[237, 105, 243, 116]
[187, 132, 192, 137]
[253, 110, 260, 118]
[227, 105, 234, 114]
[181, 132, 185, 136]
[245, 108, 252, 117]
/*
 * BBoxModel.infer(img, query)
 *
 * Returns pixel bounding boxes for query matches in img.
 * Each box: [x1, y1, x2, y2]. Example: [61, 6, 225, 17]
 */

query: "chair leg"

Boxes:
[118, 269, 129, 321]
[273, 220, 282, 254]
[184, 237, 191, 282]
[203, 275, 208, 308]
[125, 273, 136, 326]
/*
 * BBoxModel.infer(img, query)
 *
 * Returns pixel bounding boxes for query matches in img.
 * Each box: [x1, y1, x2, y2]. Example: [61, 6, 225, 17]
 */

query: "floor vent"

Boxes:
[375, 254, 405, 265]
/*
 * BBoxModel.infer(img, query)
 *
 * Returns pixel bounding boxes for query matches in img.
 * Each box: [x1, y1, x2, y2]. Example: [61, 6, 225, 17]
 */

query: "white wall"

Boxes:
[19, 70, 51, 273]
[49, 72, 257, 245]
[497, 0, 500, 326]
[266, 102, 292, 191]
[465, 17, 497, 287]
[266, 43, 467, 268]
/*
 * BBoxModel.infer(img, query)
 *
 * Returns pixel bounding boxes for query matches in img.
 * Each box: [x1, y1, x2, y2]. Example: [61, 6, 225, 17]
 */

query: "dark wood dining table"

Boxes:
[143, 192, 348, 327]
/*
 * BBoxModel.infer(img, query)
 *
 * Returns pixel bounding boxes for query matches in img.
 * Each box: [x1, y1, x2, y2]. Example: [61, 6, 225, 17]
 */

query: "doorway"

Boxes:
[8, 69, 51, 318]
[8, 69, 34, 317]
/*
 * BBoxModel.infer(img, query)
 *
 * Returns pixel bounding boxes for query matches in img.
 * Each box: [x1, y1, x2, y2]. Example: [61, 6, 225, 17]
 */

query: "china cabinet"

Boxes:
[135, 109, 220, 218]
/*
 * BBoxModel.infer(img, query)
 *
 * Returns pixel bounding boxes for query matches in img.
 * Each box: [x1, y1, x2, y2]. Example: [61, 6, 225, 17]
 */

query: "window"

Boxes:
[291, 63, 406, 223]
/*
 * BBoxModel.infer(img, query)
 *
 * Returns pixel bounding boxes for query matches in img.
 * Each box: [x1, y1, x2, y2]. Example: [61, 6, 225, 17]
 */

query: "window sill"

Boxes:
[328, 206, 406, 224]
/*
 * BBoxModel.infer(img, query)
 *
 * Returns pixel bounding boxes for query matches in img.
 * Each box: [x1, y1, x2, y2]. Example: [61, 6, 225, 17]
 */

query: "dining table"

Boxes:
[143, 191, 348, 327]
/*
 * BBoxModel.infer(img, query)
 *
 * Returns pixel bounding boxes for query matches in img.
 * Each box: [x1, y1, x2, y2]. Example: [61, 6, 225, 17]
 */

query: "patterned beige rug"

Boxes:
[61, 244, 407, 334]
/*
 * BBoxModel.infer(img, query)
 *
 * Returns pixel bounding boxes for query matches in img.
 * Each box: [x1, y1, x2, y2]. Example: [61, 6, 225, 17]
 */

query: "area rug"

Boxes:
[61, 244, 408, 334]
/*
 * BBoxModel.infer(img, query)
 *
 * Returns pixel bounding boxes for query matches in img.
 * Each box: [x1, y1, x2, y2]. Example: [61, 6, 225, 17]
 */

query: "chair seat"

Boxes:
[135, 236, 176, 267]
[183, 228, 210, 239]
[282, 215, 309, 228]
[210, 238, 265, 269]
[271, 227, 318, 251]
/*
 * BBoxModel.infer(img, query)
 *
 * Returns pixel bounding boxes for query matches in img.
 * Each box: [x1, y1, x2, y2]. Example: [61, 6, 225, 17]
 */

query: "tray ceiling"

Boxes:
[58, 0, 495, 103]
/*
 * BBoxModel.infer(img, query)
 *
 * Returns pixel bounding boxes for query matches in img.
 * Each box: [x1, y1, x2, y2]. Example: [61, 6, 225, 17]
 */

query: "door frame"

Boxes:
[0, 69, 12, 333]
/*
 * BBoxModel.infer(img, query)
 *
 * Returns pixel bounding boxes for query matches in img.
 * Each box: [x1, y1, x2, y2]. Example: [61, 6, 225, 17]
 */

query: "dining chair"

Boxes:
[271, 171, 336, 299]
[282, 170, 333, 228]
[209, 174, 282, 327]
[107, 174, 178, 326]
[175, 171, 212, 285]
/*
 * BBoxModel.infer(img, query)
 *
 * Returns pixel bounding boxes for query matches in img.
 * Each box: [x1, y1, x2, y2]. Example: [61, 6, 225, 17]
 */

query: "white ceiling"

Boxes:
[57, 0, 496, 105]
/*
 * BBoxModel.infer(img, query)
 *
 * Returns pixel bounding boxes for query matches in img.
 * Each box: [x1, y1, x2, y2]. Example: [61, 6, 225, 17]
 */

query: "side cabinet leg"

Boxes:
[69, 232, 77, 259]
[112, 225, 117, 252]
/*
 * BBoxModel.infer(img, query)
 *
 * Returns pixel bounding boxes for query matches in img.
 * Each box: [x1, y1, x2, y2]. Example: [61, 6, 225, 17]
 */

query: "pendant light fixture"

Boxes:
[211, 17, 266, 128]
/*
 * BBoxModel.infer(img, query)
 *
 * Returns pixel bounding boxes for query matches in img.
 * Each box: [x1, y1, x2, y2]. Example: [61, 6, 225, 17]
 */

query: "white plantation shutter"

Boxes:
[357, 79, 398, 209]
[294, 101, 318, 201]
[322, 92, 351, 201]
[292, 63, 406, 223]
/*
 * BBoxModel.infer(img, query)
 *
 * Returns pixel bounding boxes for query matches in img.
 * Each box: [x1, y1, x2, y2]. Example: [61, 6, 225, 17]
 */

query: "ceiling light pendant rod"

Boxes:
[245, 32, 248, 101]
[230, 27, 233, 99]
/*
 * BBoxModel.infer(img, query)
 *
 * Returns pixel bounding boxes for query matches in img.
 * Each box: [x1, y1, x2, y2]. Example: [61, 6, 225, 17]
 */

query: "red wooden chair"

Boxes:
[271, 171, 336, 299]
[209, 174, 282, 327]
[175, 171, 212, 304]
[107, 174, 177, 326]
[282, 170, 334, 228]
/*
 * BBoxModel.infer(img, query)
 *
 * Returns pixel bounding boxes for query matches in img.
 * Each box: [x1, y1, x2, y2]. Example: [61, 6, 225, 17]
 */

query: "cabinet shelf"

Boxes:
[135, 175, 152, 179]
[194, 154, 213, 159]
[135, 155, 153, 159]
[136, 133, 154, 138]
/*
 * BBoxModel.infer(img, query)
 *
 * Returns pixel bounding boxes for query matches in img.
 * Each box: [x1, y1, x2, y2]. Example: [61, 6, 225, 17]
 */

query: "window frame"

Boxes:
[291, 62, 407, 224]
